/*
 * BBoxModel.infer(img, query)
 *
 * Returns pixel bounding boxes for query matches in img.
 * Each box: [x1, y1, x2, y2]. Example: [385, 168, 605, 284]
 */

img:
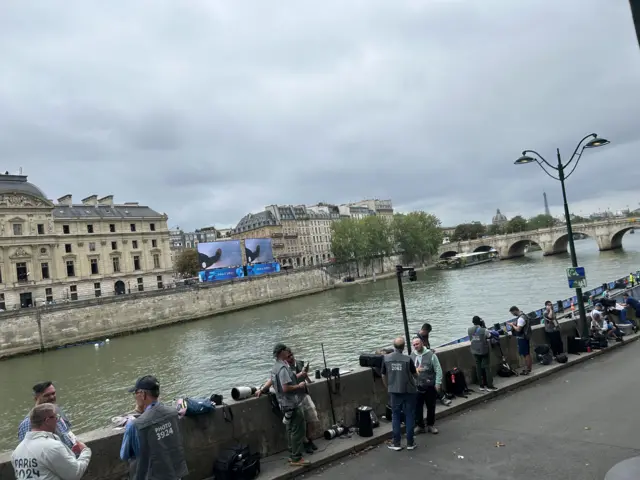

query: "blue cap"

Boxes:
[128, 375, 159, 393]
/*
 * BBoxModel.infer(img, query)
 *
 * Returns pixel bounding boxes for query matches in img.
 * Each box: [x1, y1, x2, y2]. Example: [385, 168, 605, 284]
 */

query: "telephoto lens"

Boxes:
[231, 386, 257, 401]
[323, 424, 346, 440]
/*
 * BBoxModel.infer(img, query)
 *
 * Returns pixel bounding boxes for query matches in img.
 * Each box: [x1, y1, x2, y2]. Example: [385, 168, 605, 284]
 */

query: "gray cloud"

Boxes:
[1, 0, 639, 229]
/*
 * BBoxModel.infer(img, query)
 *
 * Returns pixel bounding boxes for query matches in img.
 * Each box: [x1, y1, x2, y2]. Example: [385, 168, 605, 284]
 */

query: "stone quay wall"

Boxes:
[0, 268, 335, 359]
[0, 307, 628, 480]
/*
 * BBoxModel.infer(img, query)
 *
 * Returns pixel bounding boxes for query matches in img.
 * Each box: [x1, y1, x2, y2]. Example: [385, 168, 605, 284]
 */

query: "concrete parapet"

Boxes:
[0, 317, 619, 480]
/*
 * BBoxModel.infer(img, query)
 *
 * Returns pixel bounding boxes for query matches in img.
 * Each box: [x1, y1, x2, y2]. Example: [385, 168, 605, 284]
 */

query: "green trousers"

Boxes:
[474, 353, 494, 388]
[286, 406, 307, 461]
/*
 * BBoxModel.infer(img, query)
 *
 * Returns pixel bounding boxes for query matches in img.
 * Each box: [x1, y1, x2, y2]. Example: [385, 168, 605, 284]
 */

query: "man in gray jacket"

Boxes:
[468, 316, 499, 391]
[410, 337, 443, 435]
[382, 337, 417, 451]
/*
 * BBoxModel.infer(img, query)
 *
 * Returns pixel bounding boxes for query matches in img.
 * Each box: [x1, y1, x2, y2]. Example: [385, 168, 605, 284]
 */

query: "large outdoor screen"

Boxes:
[244, 238, 275, 264]
[197, 240, 243, 270]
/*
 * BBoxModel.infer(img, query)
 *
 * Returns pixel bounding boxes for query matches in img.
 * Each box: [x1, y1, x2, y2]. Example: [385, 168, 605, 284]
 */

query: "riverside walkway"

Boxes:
[251, 335, 640, 480]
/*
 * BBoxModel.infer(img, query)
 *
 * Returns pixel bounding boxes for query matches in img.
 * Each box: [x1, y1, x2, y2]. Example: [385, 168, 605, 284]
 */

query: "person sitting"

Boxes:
[590, 304, 606, 336]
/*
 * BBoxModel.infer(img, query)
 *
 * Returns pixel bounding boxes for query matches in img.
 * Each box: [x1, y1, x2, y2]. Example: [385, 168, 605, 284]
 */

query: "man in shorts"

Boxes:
[508, 306, 532, 375]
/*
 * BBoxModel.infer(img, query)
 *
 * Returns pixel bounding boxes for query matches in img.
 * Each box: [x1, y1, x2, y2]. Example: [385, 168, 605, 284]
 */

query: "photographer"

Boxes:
[257, 348, 318, 454]
[269, 343, 310, 466]
[543, 301, 564, 357]
[468, 316, 499, 392]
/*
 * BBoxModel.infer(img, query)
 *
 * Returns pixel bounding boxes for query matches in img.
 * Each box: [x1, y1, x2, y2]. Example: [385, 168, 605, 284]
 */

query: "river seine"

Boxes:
[1, 234, 639, 451]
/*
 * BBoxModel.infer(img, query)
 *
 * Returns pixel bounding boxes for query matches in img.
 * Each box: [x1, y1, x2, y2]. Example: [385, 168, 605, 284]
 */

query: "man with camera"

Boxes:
[270, 343, 310, 467]
[468, 316, 499, 391]
[508, 306, 533, 375]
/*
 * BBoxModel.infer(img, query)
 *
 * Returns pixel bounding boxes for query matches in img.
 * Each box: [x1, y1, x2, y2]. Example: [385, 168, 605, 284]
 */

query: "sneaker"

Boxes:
[406, 443, 417, 451]
[289, 458, 311, 466]
[414, 426, 426, 434]
[427, 426, 439, 434]
[486, 386, 498, 392]
[479, 386, 487, 392]
[388, 444, 403, 451]
[440, 398, 452, 406]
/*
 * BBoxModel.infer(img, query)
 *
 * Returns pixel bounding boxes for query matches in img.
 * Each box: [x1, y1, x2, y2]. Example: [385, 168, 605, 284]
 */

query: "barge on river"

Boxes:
[436, 250, 498, 269]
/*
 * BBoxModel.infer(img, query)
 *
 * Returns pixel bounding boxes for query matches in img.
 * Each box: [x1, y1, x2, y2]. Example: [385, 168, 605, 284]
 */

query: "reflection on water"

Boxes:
[1, 235, 639, 451]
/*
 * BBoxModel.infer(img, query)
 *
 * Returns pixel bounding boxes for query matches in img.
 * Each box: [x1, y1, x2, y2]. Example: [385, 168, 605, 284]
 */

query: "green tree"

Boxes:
[570, 214, 592, 224]
[393, 211, 443, 264]
[505, 215, 527, 233]
[526, 214, 556, 230]
[451, 221, 486, 241]
[487, 223, 504, 236]
[330, 218, 367, 276]
[174, 249, 200, 277]
[361, 215, 393, 273]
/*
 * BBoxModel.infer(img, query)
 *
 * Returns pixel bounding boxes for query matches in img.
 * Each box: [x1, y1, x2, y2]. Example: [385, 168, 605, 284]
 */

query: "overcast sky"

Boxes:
[1, 0, 639, 230]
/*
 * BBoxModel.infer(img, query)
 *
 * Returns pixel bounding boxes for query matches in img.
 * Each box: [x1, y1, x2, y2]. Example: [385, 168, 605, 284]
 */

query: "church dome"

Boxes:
[492, 208, 507, 225]
[0, 174, 48, 201]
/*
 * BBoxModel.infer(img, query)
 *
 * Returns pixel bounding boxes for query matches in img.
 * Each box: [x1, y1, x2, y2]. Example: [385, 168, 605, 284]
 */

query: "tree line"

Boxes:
[449, 213, 595, 241]
[330, 212, 443, 274]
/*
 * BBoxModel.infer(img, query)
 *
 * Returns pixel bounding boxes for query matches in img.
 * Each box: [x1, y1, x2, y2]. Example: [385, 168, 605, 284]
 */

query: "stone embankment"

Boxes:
[0, 255, 403, 359]
[1, 284, 638, 480]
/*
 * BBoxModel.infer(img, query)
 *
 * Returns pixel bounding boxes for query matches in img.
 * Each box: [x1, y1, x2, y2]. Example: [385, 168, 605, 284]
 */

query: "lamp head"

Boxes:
[584, 137, 609, 148]
[514, 154, 536, 165]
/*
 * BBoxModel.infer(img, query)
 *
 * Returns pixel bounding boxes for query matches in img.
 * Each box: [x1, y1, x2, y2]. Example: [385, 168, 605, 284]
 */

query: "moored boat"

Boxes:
[436, 250, 498, 269]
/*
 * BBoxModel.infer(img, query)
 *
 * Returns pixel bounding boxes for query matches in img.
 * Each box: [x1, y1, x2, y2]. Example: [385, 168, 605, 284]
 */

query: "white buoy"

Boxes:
[105, 339, 110, 343]
[94, 343, 99, 347]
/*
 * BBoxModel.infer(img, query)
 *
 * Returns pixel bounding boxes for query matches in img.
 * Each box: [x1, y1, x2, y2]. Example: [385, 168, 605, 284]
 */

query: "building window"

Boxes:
[90, 258, 99, 275]
[87, 224, 94, 233]
[130, 223, 136, 232]
[0, 293, 5, 310]
[133, 255, 141, 270]
[150, 223, 156, 231]
[152, 239, 157, 248]
[137, 277, 144, 292]
[69, 285, 78, 301]
[112, 257, 121, 273]
[89, 242, 96, 252]
[13, 224, 23, 236]
[63, 225, 70, 234]
[66, 260, 75, 277]
[132, 240, 138, 249]
[16, 262, 28, 283]
[41, 262, 50, 280]
[157, 275, 163, 289]
[65, 244, 72, 253]
[153, 254, 160, 269]
[94, 282, 101, 298]
[45, 288, 53, 303]
[37, 224, 45, 235]
[111, 241, 117, 250]
[109, 224, 116, 233]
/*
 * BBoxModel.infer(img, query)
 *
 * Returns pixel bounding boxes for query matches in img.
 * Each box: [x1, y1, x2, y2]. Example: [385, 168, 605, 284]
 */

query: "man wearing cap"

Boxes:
[120, 375, 188, 479]
[271, 343, 310, 467]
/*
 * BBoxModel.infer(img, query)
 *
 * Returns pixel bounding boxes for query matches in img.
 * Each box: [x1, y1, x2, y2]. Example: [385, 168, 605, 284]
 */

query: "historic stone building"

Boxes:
[0, 174, 171, 310]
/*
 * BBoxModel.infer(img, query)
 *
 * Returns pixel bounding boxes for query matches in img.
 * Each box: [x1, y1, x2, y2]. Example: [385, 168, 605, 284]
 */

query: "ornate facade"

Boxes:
[0, 174, 171, 310]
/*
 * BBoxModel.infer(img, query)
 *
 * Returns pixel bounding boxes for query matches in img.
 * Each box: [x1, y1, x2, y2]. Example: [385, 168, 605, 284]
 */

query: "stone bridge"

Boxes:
[439, 218, 638, 260]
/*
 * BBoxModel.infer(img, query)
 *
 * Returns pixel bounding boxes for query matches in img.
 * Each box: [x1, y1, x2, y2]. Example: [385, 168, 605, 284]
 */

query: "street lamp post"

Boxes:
[395, 265, 417, 354]
[514, 133, 610, 337]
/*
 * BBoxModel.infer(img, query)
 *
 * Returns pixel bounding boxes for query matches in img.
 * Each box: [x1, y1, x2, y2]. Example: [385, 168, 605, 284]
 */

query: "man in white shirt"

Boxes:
[12, 403, 91, 480]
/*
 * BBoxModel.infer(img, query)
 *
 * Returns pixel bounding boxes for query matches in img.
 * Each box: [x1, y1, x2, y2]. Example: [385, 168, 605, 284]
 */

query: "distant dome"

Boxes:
[492, 208, 507, 225]
[0, 174, 48, 201]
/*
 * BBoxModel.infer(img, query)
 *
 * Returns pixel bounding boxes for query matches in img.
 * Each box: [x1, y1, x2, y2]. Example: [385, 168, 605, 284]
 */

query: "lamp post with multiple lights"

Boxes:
[514, 133, 610, 337]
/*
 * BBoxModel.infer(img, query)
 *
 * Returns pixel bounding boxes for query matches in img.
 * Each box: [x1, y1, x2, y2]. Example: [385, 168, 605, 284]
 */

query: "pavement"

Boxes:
[305, 339, 640, 480]
[246, 333, 640, 480]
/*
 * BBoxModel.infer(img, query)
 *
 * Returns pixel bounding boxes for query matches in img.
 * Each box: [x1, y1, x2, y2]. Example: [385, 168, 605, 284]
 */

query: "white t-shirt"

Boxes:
[516, 316, 526, 328]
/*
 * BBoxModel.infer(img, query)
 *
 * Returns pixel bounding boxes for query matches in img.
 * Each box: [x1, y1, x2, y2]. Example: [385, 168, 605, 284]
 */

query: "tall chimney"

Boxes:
[57, 194, 72, 205]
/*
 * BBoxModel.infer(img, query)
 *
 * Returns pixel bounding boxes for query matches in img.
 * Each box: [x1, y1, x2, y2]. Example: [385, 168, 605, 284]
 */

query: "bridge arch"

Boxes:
[551, 231, 591, 255]
[610, 226, 636, 250]
[506, 239, 542, 258]
[473, 245, 495, 253]
[439, 250, 458, 259]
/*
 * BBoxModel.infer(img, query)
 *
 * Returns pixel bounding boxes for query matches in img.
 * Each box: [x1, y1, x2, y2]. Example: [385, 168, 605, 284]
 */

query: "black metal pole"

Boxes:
[321, 343, 337, 425]
[395, 265, 412, 354]
[557, 149, 588, 337]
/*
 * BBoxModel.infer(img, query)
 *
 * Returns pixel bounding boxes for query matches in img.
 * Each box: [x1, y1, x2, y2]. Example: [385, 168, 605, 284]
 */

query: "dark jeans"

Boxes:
[415, 387, 437, 428]
[474, 353, 494, 388]
[286, 406, 307, 461]
[390, 392, 416, 446]
[545, 330, 564, 356]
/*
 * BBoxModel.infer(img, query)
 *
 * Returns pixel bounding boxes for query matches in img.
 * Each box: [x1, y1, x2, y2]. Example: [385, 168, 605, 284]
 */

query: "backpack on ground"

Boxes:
[444, 368, 468, 397]
[567, 335, 588, 354]
[555, 353, 568, 364]
[213, 444, 260, 480]
[534, 345, 551, 356]
[537, 352, 553, 365]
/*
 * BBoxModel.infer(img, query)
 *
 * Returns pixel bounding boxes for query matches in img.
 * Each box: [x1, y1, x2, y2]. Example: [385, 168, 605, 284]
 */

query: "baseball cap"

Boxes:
[128, 375, 160, 393]
[273, 343, 288, 357]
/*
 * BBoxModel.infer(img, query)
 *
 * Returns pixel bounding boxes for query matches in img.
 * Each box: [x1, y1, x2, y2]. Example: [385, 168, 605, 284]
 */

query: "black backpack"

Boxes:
[213, 444, 260, 480]
[444, 368, 468, 396]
